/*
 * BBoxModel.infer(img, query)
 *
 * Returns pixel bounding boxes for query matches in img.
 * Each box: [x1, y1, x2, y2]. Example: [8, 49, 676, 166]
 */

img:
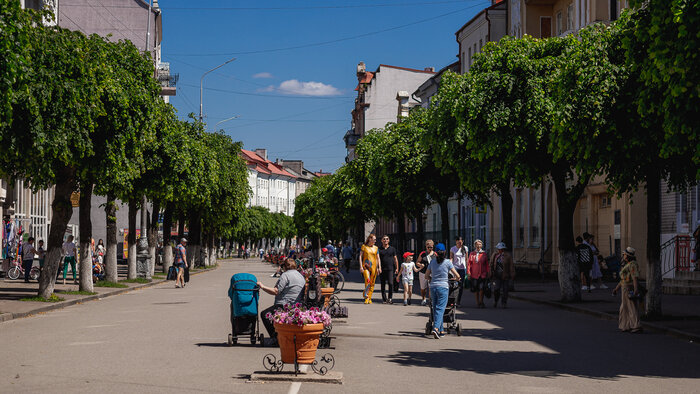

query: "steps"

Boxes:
[663, 271, 700, 295]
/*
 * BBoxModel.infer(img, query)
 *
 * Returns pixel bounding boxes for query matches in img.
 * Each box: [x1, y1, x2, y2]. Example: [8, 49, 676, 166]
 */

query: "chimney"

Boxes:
[424, 67, 435, 72]
[254, 148, 267, 161]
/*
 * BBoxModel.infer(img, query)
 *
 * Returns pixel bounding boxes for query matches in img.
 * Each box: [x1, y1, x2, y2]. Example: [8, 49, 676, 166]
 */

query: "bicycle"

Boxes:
[7, 259, 40, 281]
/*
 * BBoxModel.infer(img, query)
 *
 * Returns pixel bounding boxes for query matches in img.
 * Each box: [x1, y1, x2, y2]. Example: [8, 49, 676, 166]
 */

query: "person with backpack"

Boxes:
[577, 236, 593, 292]
[174, 238, 188, 288]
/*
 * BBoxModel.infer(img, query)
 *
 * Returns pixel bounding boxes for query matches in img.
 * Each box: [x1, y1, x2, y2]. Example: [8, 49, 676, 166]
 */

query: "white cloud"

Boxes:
[252, 72, 274, 79]
[264, 79, 341, 96]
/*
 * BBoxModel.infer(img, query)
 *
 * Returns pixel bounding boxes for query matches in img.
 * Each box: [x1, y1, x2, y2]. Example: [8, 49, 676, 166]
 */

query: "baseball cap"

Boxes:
[496, 242, 507, 250]
[434, 243, 446, 252]
[403, 252, 414, 260]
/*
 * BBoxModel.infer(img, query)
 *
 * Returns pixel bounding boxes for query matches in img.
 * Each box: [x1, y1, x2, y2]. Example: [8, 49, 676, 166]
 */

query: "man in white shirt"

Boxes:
[22, 237, 38, 283]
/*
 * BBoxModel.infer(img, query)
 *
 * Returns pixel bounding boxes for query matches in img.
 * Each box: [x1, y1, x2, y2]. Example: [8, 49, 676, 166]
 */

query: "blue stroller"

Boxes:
[227, 273, 264, 346]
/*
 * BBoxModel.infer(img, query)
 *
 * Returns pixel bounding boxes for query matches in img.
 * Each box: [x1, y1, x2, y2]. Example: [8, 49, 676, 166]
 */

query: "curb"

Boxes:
[0, 265, 218, 324]
[509, 293, 700, 343]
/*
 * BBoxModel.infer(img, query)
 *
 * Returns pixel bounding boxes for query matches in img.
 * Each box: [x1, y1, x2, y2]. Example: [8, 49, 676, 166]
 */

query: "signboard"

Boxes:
[70, 192, 80, 207]
[475, 204, 488, 214]
[122, 229, 141, 258]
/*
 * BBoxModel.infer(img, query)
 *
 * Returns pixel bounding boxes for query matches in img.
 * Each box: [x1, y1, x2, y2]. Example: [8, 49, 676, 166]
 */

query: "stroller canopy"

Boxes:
[228, 273, 259, 317]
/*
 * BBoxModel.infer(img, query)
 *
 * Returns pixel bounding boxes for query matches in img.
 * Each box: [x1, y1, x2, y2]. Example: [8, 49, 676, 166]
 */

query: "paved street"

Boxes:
[1, 258, 699, 393]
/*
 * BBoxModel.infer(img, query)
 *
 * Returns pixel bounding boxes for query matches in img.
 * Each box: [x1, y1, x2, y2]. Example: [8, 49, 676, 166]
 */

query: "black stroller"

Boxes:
[425, 278, 462, 336]
[227, 273, 264, 346]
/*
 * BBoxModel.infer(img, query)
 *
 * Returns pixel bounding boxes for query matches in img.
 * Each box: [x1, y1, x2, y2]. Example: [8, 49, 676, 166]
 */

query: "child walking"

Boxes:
[397, 252, 419, 306]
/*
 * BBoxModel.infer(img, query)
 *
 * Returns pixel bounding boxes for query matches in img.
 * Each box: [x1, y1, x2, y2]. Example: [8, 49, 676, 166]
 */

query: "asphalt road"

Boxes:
[1, 258, 698, 393]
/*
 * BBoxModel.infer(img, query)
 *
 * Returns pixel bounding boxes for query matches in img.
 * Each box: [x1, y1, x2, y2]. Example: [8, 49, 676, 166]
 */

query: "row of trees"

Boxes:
[293, 3, 698, 315]
[0, 4, 250, 298]
[232, 206, 295, 252]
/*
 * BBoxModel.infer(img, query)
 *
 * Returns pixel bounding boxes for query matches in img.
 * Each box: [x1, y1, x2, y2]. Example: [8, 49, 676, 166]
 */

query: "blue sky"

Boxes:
[162, 0, 492, 172]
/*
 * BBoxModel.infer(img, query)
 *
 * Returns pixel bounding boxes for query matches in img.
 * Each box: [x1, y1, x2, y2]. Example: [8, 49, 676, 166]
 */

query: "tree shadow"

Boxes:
[379, 312, 700, 380]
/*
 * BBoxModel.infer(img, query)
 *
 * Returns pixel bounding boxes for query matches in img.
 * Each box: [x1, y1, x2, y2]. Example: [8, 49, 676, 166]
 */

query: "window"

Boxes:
[531, 188, 541, 247]
[556, 11, 563, 35]
[567, 3, 574, 31]
[579, 0, 588, 28]
[432, 213, 437, 232]
[467, 47, 471, 67]
[610, 0, 618, 21]
[479, 39, 483, 51]
[679, 193, 690, 225]
[600, 195, 612, 208]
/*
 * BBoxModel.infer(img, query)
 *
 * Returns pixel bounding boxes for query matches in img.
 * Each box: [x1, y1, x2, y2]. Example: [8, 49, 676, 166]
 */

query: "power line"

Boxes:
[60, 1, 474, 11]
[169, 2, 489, 57]
[218, 102, 349, 131]
[179, 83, 354, 100]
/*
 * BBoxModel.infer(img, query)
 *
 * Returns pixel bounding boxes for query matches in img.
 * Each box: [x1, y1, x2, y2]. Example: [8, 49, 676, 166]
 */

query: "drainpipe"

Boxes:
[485, 7, 492, 42]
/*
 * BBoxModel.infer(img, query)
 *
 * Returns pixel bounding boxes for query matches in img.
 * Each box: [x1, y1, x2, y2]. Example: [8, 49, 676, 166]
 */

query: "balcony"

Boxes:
[343, 129, 361, 147]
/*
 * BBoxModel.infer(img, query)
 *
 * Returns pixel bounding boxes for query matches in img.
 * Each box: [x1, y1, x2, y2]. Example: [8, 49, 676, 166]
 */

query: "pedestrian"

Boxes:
[21, 237, 38, 283]
[174, 238, 188, 288]
[397, 252, 418, 306]
[490, 242, 515, 308]
[96, 239, 105, 266]
[425, 243, 461, 339]
[360, 234, 379, 304]
[584, 233, 607, 289]
[450, 236, 468, 306]
[577, 235, 593, 292]
[415, 240, 435, 306]
[612, 247, 642, 333]
[341, 242, 353, 273]
[258, 258, 305, 345]
[467, 239, 489, 308]
[62, 235, 77, 285]
[378, 235, 399, 304]
[324, 240, 335, 256]
[37, 239, 46, 269]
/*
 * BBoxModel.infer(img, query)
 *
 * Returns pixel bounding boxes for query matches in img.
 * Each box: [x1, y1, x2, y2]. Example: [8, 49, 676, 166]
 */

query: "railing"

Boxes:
[661, 235, 696, 278]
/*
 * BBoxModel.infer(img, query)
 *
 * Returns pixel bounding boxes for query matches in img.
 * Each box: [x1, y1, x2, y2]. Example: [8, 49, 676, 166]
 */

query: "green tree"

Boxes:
[0, 24, 104, 298]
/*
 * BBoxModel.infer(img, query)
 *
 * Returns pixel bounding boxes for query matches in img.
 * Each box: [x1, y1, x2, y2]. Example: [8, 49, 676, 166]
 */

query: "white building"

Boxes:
[241, 149, 296, 216]
[345, 63, 436, 162]
[457, 0, 507, 74]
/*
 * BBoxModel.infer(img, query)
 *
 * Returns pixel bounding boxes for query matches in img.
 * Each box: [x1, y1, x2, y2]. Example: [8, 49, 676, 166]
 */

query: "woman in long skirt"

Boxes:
[612, 247, 642, 333]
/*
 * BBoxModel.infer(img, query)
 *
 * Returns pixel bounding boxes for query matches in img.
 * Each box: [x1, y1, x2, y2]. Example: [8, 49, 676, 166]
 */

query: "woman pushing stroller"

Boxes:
[425, 243, 461, 339]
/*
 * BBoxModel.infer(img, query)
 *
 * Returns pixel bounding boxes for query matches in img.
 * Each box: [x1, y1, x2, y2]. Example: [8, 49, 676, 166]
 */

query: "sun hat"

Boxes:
[180, 238, 187, 243]
[624, 246, 636, 256]
[496, 242, 507, 250]
[434, 243, 446, 252]
[403, 252, 414, 260]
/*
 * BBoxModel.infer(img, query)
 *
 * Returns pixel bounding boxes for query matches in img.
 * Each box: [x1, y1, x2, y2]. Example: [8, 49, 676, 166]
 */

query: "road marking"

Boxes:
[287, 365, 308, 394]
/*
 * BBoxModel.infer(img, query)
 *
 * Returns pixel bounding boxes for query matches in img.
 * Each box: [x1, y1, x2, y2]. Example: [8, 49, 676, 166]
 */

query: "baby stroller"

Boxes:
[425, 278, 462, 336]
[227, 273, 264, 346]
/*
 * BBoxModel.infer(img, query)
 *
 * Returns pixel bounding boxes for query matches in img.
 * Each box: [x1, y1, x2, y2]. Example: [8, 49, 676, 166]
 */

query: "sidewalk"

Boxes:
[509, 278, 700, 341]
[0, 263, 219, 323]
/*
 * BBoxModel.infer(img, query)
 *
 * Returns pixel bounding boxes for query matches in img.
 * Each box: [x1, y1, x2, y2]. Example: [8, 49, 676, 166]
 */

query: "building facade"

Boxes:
[276, 160, 318, 198]
[344, 62, 435, 162]
[241, 149, 296, 216]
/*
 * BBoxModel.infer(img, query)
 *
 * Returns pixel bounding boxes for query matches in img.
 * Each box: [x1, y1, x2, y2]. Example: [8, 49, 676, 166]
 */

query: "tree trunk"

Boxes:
[314, 235, 322, 259]
[439, 198, 450, 247]
[127, 198, 137, 279]
[148, 199, 160, 276]
[187, 210, 202, 267]
[162, 202, 174, 273]
[38, 174, 76, 298]
[552, 171, 583, 302]
[78, 184, 94, 292]
[104, 195, 118, 283]
[210, 233, 217, 266]
[177, 210, 185, 240]
[645, 170, 662, 318]
[499, 183, 514, 251]
[415, 208, 425, 252]
[396, 212, 406, 258]
[201, 229, 210, 267]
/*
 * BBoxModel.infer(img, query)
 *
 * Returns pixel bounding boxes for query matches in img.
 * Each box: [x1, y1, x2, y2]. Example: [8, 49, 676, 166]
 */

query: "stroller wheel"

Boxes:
[227, 334, 233, 346]
[259, 334, 265, 347]
[425, 322, 431, 336]
[456, 324, 462, 337]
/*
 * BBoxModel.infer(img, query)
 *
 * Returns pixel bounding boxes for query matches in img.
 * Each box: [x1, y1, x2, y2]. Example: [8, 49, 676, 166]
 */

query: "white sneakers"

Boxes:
[582, 286, 589, 290]
[599, 284, 608, 289]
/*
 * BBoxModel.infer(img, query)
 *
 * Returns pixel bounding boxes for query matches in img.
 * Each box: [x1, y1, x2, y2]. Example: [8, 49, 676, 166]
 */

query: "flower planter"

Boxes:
[274, 323, 324, 364]
[320, 287, 334, 308]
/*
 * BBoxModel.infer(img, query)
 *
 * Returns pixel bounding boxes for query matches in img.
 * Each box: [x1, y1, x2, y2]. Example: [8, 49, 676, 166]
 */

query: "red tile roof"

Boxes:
[241, 149, 294, 178]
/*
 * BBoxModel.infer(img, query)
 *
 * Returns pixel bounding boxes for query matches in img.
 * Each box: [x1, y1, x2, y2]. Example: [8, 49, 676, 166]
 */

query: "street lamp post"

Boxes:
[199, 57, 236, 122]
[212, 115, 240, 131]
